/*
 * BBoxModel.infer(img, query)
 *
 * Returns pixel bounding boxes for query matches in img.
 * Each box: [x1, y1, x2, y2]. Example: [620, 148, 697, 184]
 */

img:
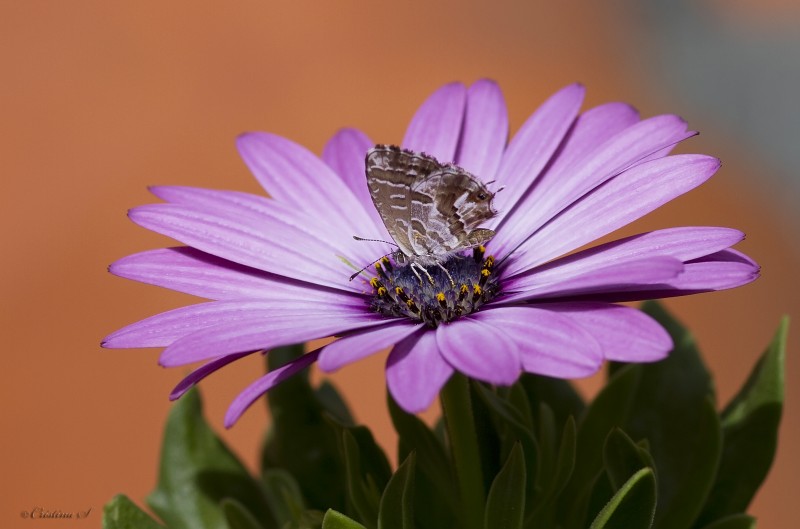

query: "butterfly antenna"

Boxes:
[483, 180, 505, 193]
[353, 235, 399, 247]
[349, 253, 393, 281]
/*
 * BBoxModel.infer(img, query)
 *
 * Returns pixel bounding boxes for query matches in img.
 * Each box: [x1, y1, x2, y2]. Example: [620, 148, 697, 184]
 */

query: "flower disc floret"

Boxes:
[368, 248, 499, 327]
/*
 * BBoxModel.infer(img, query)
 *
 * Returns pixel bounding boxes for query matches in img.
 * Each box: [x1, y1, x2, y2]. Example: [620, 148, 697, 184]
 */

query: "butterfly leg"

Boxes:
[436, 262, 456, 288]
[410, 262, 435, 285]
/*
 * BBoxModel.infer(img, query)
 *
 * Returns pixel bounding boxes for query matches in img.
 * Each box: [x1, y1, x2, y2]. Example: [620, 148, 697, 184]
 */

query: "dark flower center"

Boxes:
[367, 246, 500, 328]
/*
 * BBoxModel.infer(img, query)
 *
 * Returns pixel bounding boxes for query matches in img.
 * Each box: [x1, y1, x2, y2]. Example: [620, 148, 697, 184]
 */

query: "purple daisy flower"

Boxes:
[102, 80, 759, 427]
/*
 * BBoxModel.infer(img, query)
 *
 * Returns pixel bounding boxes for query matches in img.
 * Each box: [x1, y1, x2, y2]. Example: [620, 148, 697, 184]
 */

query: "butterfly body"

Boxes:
[365, 145, 497, 269]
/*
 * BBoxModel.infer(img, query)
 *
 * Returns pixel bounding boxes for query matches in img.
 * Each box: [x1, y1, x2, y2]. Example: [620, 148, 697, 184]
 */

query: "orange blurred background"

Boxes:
[2, 1, 797, 527]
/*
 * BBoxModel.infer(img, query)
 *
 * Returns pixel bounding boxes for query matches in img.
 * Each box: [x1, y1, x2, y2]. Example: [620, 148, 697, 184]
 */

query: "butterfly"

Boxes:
[361, 144, 498, 284]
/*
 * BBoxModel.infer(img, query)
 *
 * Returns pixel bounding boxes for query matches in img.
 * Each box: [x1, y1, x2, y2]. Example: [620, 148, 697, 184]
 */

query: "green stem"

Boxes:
[441, 373, 485, 529]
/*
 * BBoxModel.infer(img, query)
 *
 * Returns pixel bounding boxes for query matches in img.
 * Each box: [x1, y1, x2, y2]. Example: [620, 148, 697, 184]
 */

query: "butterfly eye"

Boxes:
[477, 192, 488, 201]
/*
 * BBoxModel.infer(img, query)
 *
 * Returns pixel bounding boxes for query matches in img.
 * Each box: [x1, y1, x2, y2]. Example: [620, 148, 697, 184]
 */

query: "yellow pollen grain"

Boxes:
[481, 269, 491, 277]
[406, 299, 416, 308]
[436, 292, 446, 302]
[370, 277, 380, 288]
[460, 284, 469, 294]
[478, 245, 486, 253]
[395, 286, 404, 295]
[485, 256, 495, 267]
[377, 287, 387, 296]
[473, 284, 482, 295]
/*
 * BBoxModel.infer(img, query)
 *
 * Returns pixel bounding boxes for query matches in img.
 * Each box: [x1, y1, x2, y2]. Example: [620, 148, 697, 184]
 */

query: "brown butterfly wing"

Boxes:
[409, 165, 497, 258]
[365, 145, 442, 258]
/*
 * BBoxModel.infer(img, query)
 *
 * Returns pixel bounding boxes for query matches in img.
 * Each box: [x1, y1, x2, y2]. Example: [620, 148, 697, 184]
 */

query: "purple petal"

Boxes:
[435, 317, 521, 385]
[318, 320, 422, 372]
[147, 186, 386, 266]
[159, 312, 383, 367]
[488, 101, 640, 250]
[540, 303, 672, 362]
[151, 185, 273, 212]
[548, 249, 760, 303]
[402, 82, 467, 163]
[149, 185, 358, 239]
[386, 330, 453, 413]
[492, 114, 694, 254]
[500, 256, 685, 303]
[489, 83, 585, 222]
[455, 79, 508, 180]
[658, 249, 760, 292]
[170, 351, 254, 400]
[236, 132, 375, 233]
[322, 128, 389, 237]
[224, 348, 321, 427]
[473, 306, 603, 378]
[504, 227, 744, 296]
[504, 154, 720, 276]
[128, 202, 375, 292]
[109, 247, 360, 301]
[102, 298, 367, 349]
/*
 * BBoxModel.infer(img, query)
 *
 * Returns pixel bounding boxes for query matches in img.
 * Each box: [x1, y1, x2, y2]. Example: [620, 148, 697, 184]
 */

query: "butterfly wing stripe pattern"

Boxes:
[365, 145, 498, 268]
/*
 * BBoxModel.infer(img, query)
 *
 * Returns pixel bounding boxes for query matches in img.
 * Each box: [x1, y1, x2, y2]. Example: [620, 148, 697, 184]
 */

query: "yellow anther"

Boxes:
[370, 277, 381, 288]
[481, 268, 491, 277]
[374, 262, 382, 271]
[473, 284, 482, 295]
[377, 286, 387, 296]
[484, 255, 495, 268]
[395, 286, 404, 295]
[436, 292, 446, 302]
[381, 256, 391, 265]
[459, 284, 469, 294]
[478, 245, 486, 253]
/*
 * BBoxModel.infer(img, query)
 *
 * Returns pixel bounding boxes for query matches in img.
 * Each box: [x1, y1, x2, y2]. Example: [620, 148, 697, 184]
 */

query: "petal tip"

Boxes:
[316, 349, 341, 373]
[564, 82, 586, 97]
[470, 78, 500, 91]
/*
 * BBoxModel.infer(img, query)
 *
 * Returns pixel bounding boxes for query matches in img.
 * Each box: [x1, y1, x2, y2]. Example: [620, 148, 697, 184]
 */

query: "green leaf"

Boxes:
[147, 388, 272, 529]
[603, 429, 656, 492]
[221, 499, 267, 529]
[589, 468, 657, 529]
[262, 345, 346, 512]
[346, 425, 393, 491]
[560, 364, 642, 527]
[697, 513, 756, 529]
[507, 383, 536, 432]
[378, 452, 416, 529]
[519, 373, 585, 429]
[473, 383, 539, 499]
[322, 509, 367, 529]
[562, 302, 721, 529]
[317, 380, 356, 425]
[634, 301, 721, 529]
[103, 495, 164, 529]
[262, 469, 307, 527]
[533, 402, 557, 491]
[695, 318, 788, 527]
[288, 510, 325, 529]
[327, 416, 392, 505]
[484, 443, 527, 529]
[388, 394, 456, 529]
[527, 416, 576, 527]
[468, 380, 504, 496]
[339, 428, 382, 529]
